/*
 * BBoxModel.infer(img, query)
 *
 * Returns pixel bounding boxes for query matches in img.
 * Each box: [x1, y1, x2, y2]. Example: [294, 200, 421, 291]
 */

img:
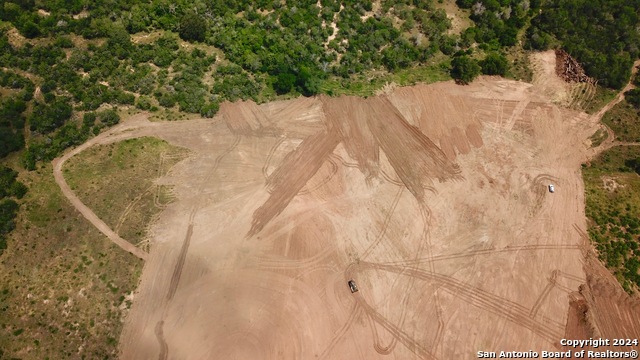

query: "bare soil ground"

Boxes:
[51, 51, 640, 359]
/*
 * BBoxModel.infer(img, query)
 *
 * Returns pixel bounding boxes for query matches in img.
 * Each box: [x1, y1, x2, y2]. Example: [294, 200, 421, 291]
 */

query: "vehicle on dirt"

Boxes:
[549, 184, 555, 193]
[348, 280, 358, 293]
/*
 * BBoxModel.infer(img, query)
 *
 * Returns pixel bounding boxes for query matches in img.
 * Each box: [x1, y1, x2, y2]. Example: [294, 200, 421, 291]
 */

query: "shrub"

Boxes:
[480, 52, 508, 76]
[450, 55, 481, 84]
[98, 109, 120, 126]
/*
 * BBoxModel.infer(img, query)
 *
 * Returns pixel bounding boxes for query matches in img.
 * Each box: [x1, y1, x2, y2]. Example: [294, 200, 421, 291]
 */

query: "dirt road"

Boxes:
[52, 116, 151, 260]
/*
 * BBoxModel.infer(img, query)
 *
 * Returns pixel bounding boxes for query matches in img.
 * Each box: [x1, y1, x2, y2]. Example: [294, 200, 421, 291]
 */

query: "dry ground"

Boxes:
[50, 51, 640, 359]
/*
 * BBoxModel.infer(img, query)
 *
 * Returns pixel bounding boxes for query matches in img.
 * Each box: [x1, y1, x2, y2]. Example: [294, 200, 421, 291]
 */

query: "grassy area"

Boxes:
[0, 137, 188, 358]
[64, 137, 189, 248]
[588, 128, 609, 148]
[504, 43, 534, 83]
[320, 60, 451, 97]
[584, 87, 618, 114]
[583, 146, 640, 293]
[602, 100, 640, 142]
[0, 164, 142, 359]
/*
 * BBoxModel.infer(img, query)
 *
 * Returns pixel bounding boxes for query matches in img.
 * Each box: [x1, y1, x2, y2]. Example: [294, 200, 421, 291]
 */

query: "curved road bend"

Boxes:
[52, 119, 150, 261]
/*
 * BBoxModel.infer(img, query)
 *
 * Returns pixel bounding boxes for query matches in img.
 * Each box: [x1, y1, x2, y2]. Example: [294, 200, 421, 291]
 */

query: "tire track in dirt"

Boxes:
[380, 243, 582, 267]
[348, 195, 441, 358]
[318, 303, 362, 360]
[356, 262, 563, 343]
[166, 223, 194, 302]
[367, 200, 432, 356]
[114, 185, 154, 234]
[361, 186, 404, 259]
[155, 134, 241, 359]
[262, 136, 286, 180]
[366, 310, 397, 355]
[505, 99, 530, 132]
[154, 320, 169, 360]
[530, 270, 559, 317]
[355, 293, 438, 360]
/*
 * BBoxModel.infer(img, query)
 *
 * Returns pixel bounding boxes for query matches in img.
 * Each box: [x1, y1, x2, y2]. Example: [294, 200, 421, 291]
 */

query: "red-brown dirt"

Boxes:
[50, 51, 640, 359]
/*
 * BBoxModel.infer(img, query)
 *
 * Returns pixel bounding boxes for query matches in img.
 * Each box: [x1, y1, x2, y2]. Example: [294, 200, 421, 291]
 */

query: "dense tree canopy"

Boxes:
[526, 0, 640, 89]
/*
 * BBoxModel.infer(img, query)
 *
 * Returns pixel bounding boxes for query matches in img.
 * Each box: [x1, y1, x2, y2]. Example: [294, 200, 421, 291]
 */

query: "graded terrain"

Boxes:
[50, 52, 639, 359]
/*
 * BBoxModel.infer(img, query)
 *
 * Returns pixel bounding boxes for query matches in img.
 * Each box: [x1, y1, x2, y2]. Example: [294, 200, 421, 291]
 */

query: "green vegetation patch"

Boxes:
[321, 61, 451, 97]
[0, 165, 26, 256]
[64, 137, 189, 247]
[583, 146, 640, 293]
[583, 87, 618, 115]
[588, 128, 609, 148]
[0, 164, 142, 359]
[602, 100, 640, 143]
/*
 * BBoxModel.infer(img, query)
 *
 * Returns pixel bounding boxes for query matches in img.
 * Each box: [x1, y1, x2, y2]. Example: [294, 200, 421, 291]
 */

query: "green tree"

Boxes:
[200, 102, 220, 118]
[99, 109, 120, 126]
[480, 52, 508, 76]
[273, 73, 296, 95]
[179, 11, 207, 42]
[450, 55, 481, 84]
[21, 21, 40, 38]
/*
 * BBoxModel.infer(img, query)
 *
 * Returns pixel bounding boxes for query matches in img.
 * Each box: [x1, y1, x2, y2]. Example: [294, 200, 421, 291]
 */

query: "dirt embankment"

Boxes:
[563, 255, 640, 351]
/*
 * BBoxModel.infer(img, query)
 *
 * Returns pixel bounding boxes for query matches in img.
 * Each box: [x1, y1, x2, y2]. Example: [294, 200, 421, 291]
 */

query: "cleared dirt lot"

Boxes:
[52, 53, 638, 359]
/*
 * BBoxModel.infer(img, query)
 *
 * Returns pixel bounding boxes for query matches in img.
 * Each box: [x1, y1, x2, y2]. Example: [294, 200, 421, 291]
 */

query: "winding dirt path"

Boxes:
[52, 117, 152, 261]
[590, 60, 640, 154]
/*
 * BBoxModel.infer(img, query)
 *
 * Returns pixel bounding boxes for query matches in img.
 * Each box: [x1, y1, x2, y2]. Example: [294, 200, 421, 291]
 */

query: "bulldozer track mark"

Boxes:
[358, 262, 562, 342]
[152, 152, 183, 209]
[155, 320, 169, 360]
[296, 158, 339, 196]
[329, 153, 404, 187]
[362, 186, 404, 259]
[166, 223, 193, 302]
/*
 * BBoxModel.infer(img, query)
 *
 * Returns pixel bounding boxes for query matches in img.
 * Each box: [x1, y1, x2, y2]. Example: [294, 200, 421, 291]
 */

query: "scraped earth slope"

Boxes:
[105, 58, 639, 359]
